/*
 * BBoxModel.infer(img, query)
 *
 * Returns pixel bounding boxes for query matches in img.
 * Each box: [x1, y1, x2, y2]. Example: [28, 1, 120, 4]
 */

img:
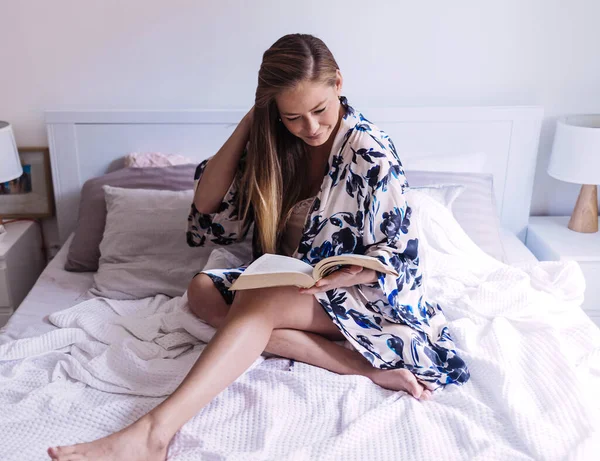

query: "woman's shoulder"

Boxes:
[341, 107, 403, 177]
[337, 103, 408, 191]
[342, 106, 400, 166]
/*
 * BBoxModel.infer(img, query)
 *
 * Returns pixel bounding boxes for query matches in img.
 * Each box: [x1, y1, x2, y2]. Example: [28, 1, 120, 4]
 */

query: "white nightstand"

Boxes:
[0, 221, 46, 328]
[526, 216, 600, 327]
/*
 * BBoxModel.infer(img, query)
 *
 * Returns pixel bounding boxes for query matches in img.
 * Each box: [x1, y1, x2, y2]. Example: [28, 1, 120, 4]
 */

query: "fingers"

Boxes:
[298, 265, 364, 295]
[299, 274, 340, 294]
[343, 264, 363, 275]
[298, 285, 324, 295]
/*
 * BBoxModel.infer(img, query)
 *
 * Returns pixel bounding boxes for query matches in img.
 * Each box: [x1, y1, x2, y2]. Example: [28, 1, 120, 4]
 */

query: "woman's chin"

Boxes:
[303, 132, 330, 147]
[304, 138, 324, 147]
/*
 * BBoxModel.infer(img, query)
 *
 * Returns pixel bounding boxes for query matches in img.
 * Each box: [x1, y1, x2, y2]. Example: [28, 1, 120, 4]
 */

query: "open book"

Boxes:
[229, 253, 398, 291]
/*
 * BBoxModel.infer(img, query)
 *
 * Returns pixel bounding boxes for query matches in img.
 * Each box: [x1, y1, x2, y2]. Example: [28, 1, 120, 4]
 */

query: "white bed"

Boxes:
[2, 106, 599, 461]
[0, 235, 91, 341]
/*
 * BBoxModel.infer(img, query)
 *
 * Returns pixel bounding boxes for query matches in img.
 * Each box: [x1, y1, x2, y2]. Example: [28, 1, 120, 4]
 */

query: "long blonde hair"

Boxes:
[238, 34, 340, 254]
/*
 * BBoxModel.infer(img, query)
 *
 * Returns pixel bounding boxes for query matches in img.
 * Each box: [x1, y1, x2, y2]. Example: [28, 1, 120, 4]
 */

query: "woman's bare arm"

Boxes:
[193, 107, 254, 213]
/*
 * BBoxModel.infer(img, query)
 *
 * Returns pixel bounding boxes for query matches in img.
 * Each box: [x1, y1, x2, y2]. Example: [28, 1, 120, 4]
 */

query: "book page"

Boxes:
[229, 272, 315, 290]
[229, 254, 316, 291]
[242, 253, 313, 276]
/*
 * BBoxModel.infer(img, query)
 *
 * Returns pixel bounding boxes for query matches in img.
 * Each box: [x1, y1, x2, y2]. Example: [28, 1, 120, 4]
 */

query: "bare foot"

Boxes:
[47, 416, 170, 461]
[368, 368, 433, 400]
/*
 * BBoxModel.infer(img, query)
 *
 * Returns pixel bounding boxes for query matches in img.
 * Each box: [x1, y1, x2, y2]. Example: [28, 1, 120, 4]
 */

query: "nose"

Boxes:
[304, 116, 319, 136]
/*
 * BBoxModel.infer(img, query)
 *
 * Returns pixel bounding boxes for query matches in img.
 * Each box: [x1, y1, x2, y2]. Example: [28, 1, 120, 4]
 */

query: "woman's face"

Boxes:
[275, 70, 343, 148]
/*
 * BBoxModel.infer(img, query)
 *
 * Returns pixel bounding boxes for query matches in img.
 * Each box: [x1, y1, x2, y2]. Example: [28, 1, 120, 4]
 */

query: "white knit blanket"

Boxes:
[1, 192, 599, 461]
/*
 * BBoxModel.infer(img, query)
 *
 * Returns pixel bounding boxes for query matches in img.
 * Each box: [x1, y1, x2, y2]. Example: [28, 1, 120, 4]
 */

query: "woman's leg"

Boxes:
[47, 285, 356, 461]
[48, 282, 428, 461]
[188, 275, 431, 394]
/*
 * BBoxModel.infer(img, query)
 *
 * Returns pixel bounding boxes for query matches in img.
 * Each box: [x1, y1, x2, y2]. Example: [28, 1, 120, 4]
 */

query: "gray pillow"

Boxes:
[405, 170, 506, 262]
[65, 164, 197, 272]
[90, 186, 252, 300]
[90, 186, 200, 299]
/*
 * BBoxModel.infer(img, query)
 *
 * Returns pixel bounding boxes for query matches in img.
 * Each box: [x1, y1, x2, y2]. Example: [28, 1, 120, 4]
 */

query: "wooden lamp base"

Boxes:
[568, 184, 599, 233]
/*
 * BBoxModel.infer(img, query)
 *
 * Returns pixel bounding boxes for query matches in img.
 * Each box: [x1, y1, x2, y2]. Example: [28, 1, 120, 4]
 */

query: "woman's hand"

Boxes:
[299, 265, 378, 295]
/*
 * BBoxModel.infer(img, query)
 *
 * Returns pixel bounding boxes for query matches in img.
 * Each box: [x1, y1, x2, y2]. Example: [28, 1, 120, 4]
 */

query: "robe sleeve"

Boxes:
[186, 154, 250, 247]
[361, 158, 421, 303]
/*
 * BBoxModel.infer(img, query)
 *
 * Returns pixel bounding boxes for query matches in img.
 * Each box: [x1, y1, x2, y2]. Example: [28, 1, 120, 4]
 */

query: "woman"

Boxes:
[48, 34, 469, 461]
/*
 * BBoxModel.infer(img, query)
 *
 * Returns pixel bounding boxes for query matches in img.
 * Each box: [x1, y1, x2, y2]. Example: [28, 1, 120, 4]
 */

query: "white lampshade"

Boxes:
[0, 121, 22, 183]
[548, 115, 600, 185]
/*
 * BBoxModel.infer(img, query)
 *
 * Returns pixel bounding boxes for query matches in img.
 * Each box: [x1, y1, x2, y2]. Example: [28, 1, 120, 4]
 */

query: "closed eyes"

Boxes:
[286, 107, 327, 122]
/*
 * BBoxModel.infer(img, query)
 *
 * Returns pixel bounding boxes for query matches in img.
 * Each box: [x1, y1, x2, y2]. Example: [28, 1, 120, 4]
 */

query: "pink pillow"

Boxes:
[124, 152, 193, 168]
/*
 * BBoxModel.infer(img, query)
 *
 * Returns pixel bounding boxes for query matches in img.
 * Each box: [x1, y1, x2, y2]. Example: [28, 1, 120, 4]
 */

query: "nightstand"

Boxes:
[0, 221, 46, 328]
[526, 216, 600, 327]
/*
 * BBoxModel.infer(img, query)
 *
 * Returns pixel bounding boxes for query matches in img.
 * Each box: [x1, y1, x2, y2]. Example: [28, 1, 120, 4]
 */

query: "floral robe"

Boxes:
[187, 98, 470, 389]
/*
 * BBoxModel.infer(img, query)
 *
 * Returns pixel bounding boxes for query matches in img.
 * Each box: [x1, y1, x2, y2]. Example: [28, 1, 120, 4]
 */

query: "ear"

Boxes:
[335, 69, 343, 97]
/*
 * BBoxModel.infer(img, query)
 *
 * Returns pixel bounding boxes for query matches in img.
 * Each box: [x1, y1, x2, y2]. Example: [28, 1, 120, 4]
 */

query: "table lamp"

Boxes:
[548, 115, 600, 233]
[0, 121, 23, 240]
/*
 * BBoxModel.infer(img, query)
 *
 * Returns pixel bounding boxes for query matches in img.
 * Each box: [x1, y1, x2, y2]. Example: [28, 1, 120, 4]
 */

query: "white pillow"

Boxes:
[410, 184, 464, 211]
[90, 185, 250, 300]
[405, 170, 505, 262]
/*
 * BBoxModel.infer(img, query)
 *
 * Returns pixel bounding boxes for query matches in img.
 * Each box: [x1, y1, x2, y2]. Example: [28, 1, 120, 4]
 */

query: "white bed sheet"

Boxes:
[1, 198, 598, 461]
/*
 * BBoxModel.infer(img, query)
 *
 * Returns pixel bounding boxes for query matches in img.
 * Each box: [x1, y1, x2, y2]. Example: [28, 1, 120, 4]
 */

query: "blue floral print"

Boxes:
[187, 98, 469, 390]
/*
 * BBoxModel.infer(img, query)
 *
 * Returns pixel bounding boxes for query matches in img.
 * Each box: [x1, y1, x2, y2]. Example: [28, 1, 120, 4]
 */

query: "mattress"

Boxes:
[0, 235, 94, 343]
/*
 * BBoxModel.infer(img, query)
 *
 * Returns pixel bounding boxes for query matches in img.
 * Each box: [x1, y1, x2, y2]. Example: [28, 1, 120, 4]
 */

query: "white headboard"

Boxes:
[45, 106, 543, 245]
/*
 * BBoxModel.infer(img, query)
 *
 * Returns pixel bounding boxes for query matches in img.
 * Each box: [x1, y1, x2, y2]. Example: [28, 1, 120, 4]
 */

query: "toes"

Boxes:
[48, 444, 85, 460]
[48, 445, 76, 457]
[410, 383, 423, 399]
[403, 373, 423, 399]
[393, 369, 422, 398]
[420, 389, 433, 401]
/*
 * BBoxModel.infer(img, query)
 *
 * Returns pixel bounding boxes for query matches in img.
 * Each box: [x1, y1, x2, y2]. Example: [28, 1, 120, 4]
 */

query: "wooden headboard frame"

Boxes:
[45, 106, 543, 245]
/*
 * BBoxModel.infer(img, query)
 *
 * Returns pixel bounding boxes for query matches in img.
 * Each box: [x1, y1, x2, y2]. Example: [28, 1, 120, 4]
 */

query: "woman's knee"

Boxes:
[231, 286, 293, 315]
[231, 286, 325, 331]
[187, 274, 228, 326]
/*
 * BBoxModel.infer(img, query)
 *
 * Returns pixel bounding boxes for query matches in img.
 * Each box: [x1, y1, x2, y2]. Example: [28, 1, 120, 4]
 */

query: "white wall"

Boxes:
[1, 0, 599, 252]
